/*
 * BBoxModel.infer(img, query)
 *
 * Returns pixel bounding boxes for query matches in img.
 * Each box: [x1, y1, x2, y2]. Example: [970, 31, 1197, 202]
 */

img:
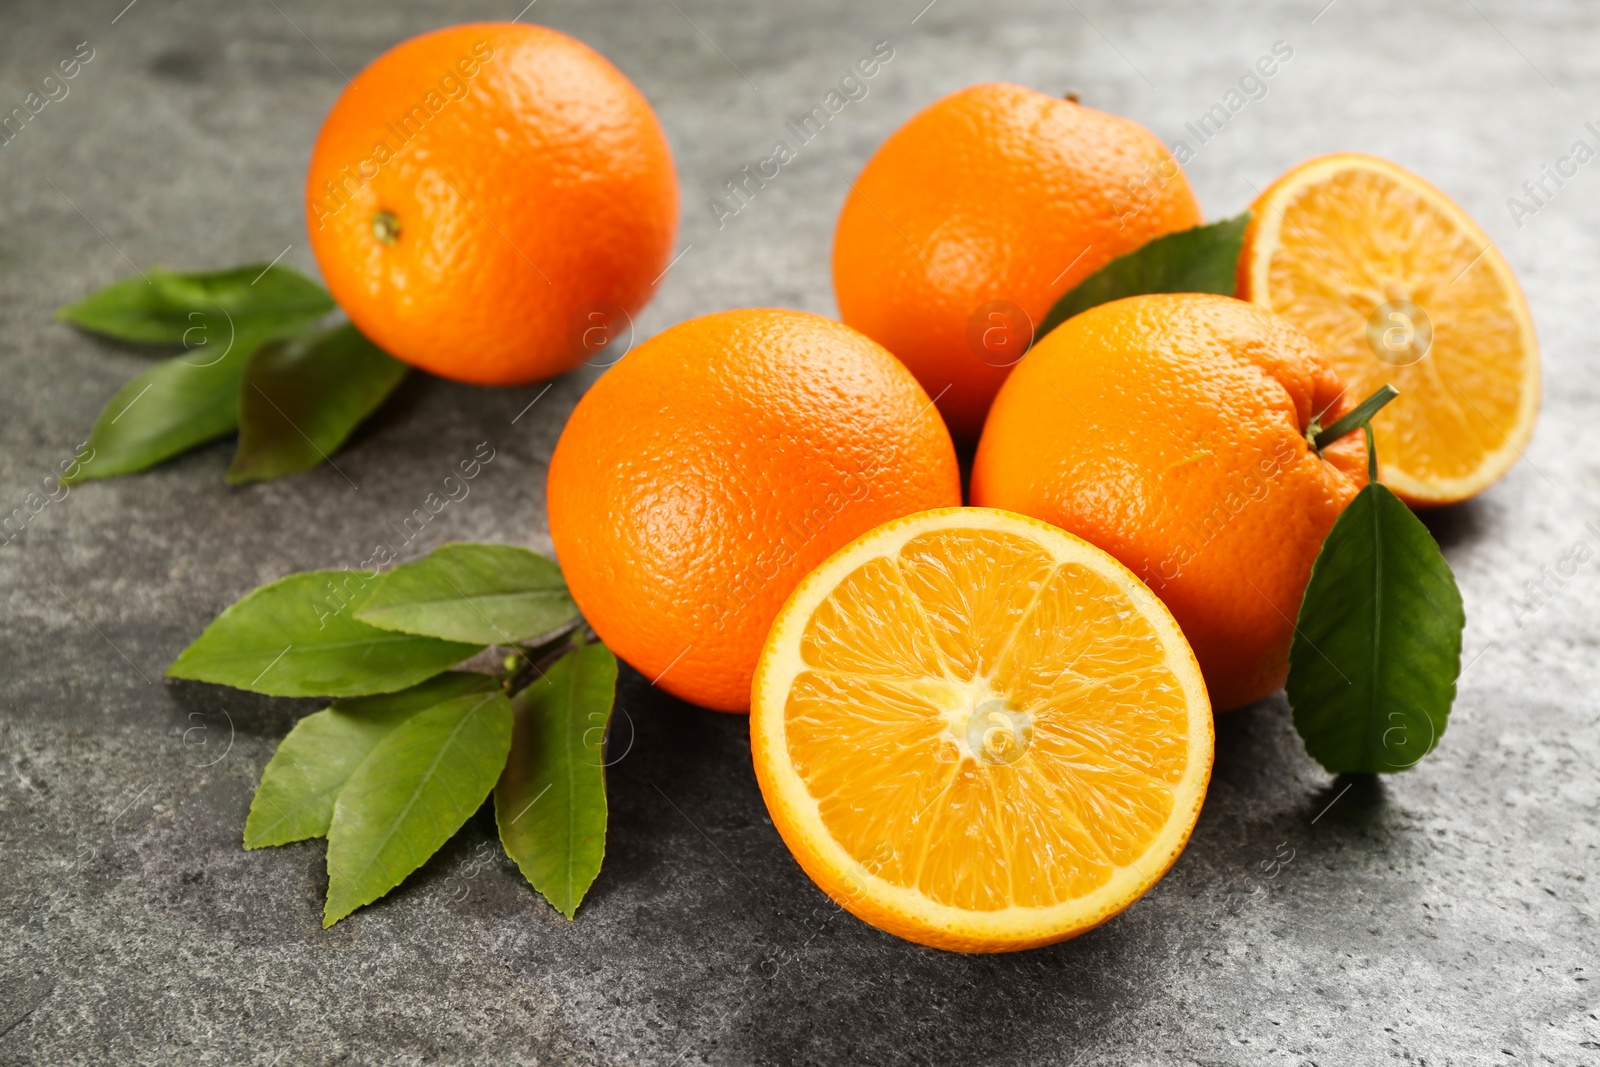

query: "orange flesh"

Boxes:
[782, 528, 1190, 912]
[1251, 158, 1537, 500]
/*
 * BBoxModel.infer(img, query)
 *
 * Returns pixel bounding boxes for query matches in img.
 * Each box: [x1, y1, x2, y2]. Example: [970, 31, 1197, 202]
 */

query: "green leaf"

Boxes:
[57, 264, 333, 347]
[66, 351, 247, 484]
[1286, 481, 1464, 774]
[495, 642, 617, 919]
[60, 265, 335, 483]
[1036, 213, 1250, 340]
[227, 324, 409, 485]
[323, 687, 514, 927]
[244, 673, 498, 849]
[355, 543, 581, 646]
[167, 570, 483, 697]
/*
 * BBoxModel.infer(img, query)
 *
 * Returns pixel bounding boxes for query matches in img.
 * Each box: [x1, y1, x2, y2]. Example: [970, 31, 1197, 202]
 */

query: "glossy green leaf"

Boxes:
[1286, 481, 1464, 773]
[60, 265, 335, 483]
[167, 570, 482, 697]
[227, 324, 409, 484]
[65, 351, 247, 484]
[355, 543, 581, 646]
[323, 688, 514, 927]
[244, 673, 498, 849]
[56, 264, 333, 346]
[495, 642, 617, 919]
[1036, 212, 1250, 340]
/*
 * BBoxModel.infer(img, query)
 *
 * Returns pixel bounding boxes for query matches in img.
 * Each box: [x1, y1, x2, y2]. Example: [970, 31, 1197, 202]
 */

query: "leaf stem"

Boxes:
[1311, 384, 1398, 452]
[500, 624, 587, 698]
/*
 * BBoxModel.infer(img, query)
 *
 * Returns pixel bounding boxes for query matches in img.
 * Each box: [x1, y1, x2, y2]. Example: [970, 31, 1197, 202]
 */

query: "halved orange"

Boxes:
[750, 507, 1212, 952]
[1240, 152, 1540, 506]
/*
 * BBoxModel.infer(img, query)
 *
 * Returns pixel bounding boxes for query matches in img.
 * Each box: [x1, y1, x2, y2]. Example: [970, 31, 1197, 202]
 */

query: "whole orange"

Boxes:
[306, 22, 678, 385]
[547, 309, 961, 713]
[832, 83, 1202, 439]
[971, 294, 1368, 711]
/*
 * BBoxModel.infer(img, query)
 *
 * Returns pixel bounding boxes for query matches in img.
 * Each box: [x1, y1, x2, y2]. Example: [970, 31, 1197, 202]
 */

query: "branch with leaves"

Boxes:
[168, 543, 616, 925]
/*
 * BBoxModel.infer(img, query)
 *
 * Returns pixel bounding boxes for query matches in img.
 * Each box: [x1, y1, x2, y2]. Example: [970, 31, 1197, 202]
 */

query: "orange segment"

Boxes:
[1240, 152, 1540, 506]
[751, 507, 1213, 952]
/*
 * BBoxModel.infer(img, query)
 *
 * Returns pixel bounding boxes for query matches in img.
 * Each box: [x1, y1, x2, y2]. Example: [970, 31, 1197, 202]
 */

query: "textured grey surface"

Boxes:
[1, 0, 1597, 1064]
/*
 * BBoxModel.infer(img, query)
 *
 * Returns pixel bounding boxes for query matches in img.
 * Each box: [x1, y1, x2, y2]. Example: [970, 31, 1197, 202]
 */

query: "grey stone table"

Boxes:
[2, 0, 1596, 1063]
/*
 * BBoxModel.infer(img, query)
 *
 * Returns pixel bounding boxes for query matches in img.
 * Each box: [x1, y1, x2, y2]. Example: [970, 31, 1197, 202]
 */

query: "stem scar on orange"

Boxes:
[546, 309, 961, 713]
[832, 82, 1202, 440]
[306, 22, 678, 386]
